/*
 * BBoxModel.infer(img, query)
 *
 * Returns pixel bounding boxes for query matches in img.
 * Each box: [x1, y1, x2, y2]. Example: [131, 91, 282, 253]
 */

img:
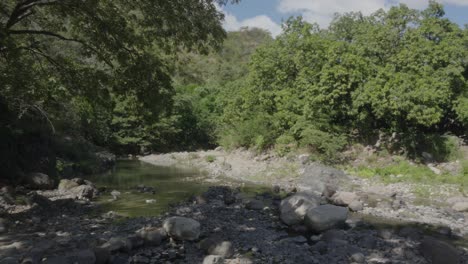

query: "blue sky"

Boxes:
[221, 0, 468, 37]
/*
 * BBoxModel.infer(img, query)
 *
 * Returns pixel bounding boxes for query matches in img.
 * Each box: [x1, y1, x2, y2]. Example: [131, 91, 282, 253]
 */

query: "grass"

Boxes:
[347, 159, 467, 194]
[205, 155, 216, 163]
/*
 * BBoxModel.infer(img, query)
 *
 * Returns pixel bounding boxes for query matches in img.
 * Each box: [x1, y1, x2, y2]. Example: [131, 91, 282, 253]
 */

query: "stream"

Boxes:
[85, 159, 267, 217]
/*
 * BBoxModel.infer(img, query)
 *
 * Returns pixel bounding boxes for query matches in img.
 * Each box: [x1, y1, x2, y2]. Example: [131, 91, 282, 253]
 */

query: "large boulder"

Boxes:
[452, 202, 468, 212]
[136, 227, 167, 246]
[26, 173, 55, 189]
[304, 205, 348, 233]
[420, 237, 461, 264]
[280, 192, 320, 226]
[163, 217, 200, 241]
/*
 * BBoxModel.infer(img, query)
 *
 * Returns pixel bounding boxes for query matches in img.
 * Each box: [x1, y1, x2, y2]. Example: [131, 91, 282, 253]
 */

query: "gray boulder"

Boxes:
[304, 205, 348, 232]
[280, 192, 320, 226]
[420, 237, 461, 264]
[27, 172, 55, 189]
[452, 202, 468, 212]
[163, 217, 201, 241]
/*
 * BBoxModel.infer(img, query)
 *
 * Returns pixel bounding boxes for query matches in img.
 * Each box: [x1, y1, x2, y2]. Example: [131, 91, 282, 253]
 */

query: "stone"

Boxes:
[322, 185, 337, 199]
[304, 204, 348, 233]
[27, 172, 54, 189]
[203, 255, 224, 264]
[163, 217, 201, 241]
[350, 253, 365, 263]
[420, 237, 461, 264]
[136, 227, 166, 246]
[245, 199, 264, 210]
[280, 192, 320, 226]
[145, 199, 157, 204]
[101, 237, 127, 252]
[348, 200, 364, 212]
[452, 202, 468, 212]
[298, 154, 310, 164]
[70, 185, 97, 199]
[58, 179, 80, 192]
[110, 190, 121, 200]
[200, 237, 234, 258]
[330, 192, 358, 206]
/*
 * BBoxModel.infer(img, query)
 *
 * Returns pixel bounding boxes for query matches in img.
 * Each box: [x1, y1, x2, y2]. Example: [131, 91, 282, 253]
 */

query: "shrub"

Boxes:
[205, 155, 216, 163]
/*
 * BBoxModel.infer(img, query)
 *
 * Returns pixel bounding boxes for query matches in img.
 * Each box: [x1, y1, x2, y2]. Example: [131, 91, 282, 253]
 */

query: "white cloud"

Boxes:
[222, 11, 283, 37]
[278, 0, 468, 28]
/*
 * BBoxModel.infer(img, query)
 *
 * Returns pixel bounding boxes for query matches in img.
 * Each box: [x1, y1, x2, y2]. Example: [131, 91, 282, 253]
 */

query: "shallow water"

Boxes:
[85, 159, 211, 217]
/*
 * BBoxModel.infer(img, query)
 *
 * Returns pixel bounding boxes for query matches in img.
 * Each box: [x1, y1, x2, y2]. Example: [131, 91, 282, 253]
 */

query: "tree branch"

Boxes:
[8, 29, 114, 66]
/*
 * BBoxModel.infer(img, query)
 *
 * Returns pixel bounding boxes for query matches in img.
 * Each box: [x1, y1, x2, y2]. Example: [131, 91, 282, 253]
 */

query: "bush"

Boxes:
[299, 128, 347, 163]
[205, 155, 216, 163]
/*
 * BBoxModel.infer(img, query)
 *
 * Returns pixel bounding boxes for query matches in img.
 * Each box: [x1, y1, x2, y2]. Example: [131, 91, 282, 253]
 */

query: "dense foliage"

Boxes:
[0, 0, 239, 180]
[201, 2, 467, 161]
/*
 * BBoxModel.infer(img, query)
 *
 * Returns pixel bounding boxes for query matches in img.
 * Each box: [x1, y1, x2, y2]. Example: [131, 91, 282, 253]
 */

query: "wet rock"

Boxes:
[27, 172, 55, 189]
[245, 199, 264, 210]
[304, 204, 348, 233]
[163, 217, 200, 241]
[330, 192, 358, 207]
[58, 179, 80, 192]
[280, 192, 320, 226]
[420, 236, 461, 264]
[203, 255, 224, 264]
[348, 200, 364, 212]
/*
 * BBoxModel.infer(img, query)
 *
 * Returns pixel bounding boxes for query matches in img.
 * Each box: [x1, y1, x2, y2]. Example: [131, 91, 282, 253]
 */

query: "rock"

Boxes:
[136, 227, 166, 246]
[348, 200, 364, 212]
[452, 202, 468, 212]
[420, 237, 461, 264]
[280, 192, 320, 226]
[298, 154, 310, 164]
[145, 199, 157, 204]
[322, 184, 337, 199]
[330, 192, 358, 206]
[428, 164, 442, 175]
[304, 204, 348, 232]
[200, 237, 234, 258]
[101, 237, 127, 252]
[245, 199, 264, 210]
[272, 185, 281, 194]
[203, 255, 224, 264]
[163, 217, 201, 241]
[26, 172, 54, 189]
[110, 190, 121, 200]
[225, 258, 253, 264]
[70, 185, 97, 199]
[350, 252, 365, 263]
[58, 179, 80, 192]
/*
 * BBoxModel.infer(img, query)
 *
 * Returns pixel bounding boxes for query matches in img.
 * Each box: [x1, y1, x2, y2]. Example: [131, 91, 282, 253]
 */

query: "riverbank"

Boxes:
[140, 149, 468, 238]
